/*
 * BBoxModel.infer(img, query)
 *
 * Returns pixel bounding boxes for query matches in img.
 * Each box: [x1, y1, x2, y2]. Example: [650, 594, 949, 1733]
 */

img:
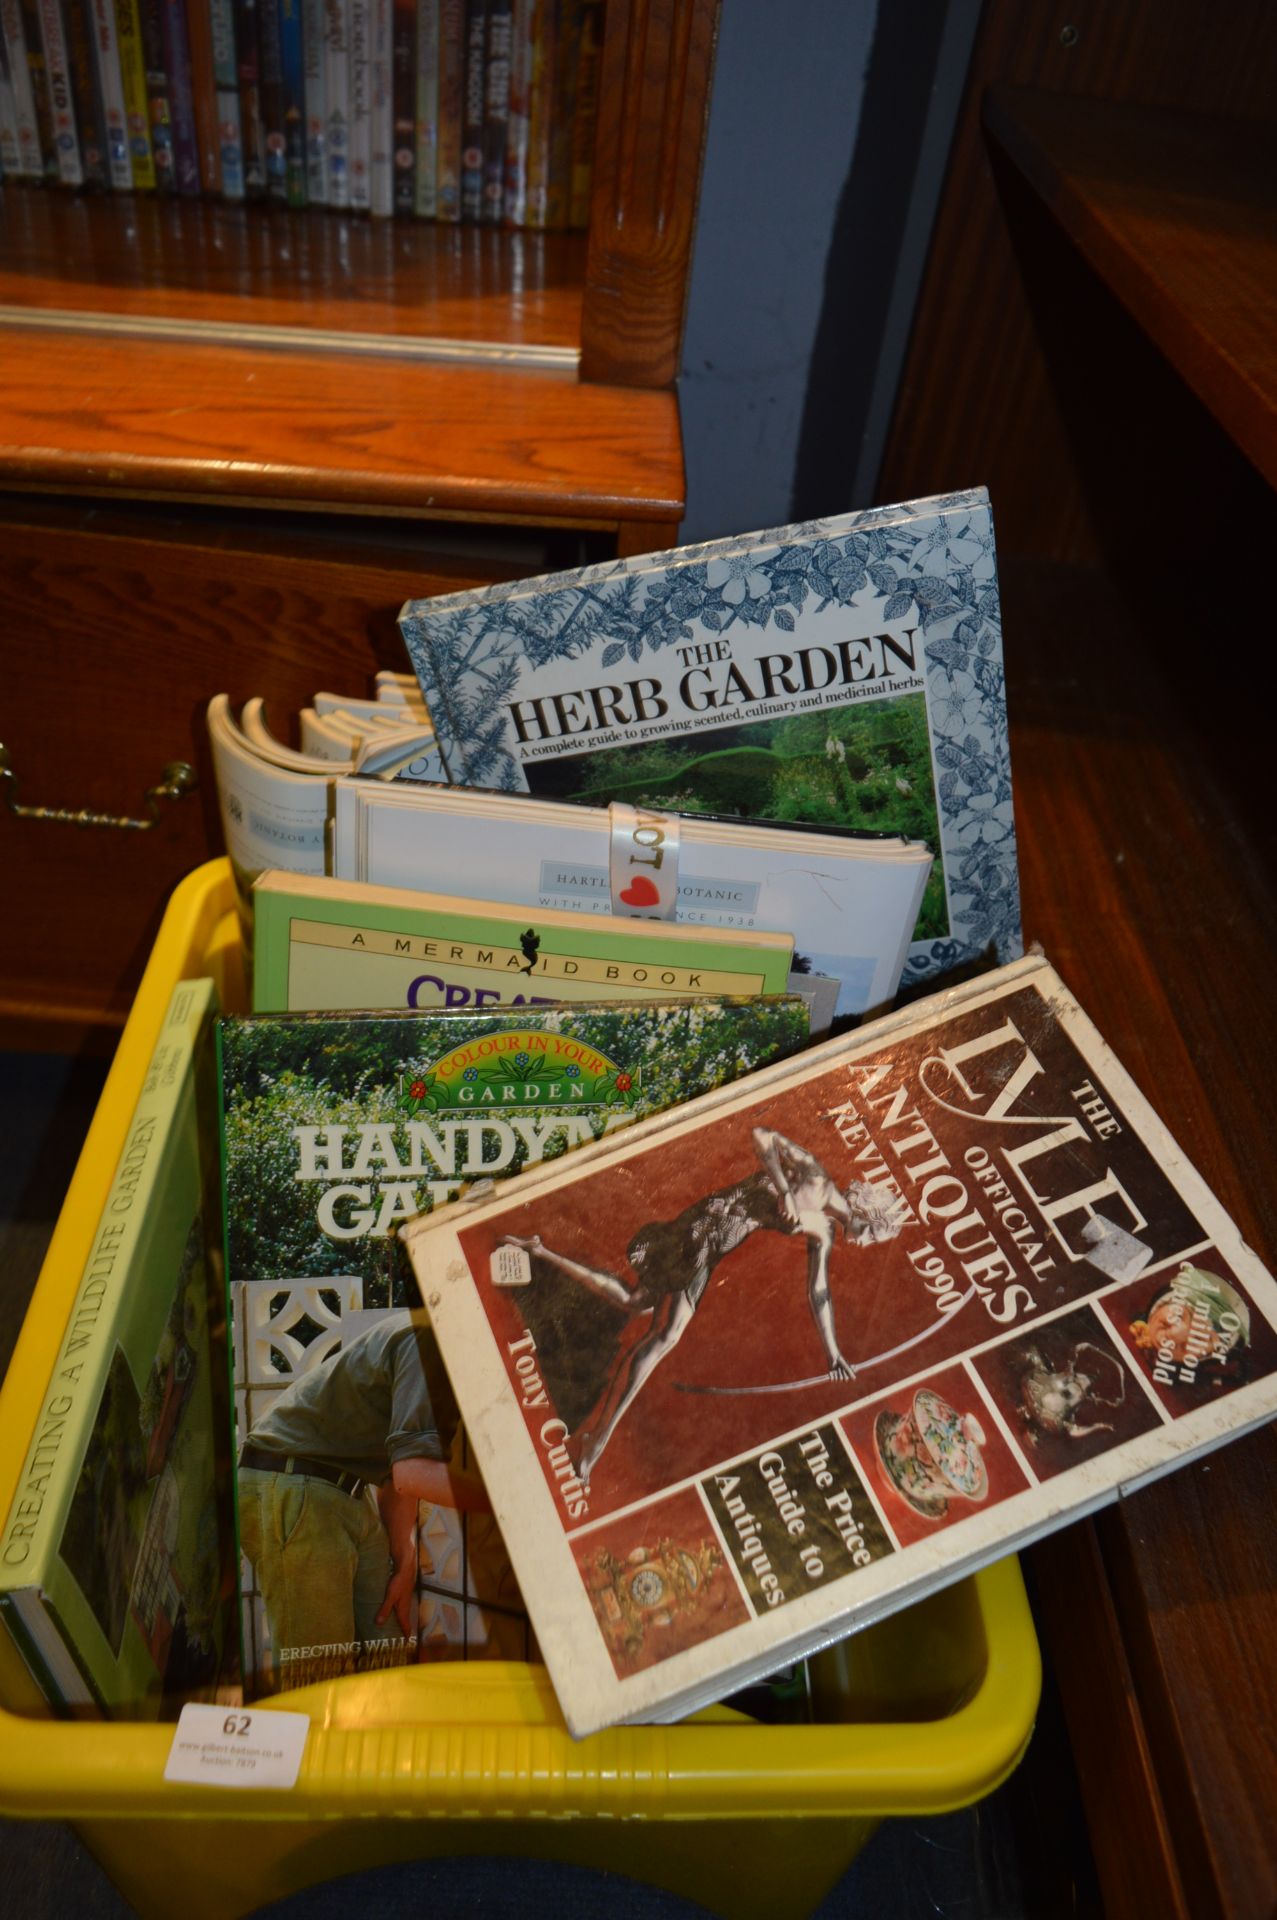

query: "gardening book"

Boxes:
[219, 996, 809, 1695]
[398, 487, 1020, 995]
[402, 953, 1277, 1738]
[0, 980, 236, 1718]
[251, 870, 796, 1015]
[330, 776, 931, 1021]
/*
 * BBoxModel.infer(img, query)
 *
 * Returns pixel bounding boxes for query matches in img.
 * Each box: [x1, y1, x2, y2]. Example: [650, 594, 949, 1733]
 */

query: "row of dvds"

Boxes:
[0, 0, 600, 223]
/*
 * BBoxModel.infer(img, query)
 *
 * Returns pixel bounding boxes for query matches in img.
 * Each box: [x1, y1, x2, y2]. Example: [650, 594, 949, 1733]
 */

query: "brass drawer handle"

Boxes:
[0, 745, 197, 831]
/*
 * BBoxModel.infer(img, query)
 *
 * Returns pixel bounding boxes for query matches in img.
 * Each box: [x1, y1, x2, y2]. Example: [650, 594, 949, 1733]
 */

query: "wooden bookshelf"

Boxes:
[0, 0, 722, 1043]
[983, 88, 1277, 492]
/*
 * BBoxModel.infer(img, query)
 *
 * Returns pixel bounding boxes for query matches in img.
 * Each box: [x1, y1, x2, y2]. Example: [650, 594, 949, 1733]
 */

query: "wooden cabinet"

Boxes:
[875, 4, 1277, 1914]
[0, 0, 722, 1047]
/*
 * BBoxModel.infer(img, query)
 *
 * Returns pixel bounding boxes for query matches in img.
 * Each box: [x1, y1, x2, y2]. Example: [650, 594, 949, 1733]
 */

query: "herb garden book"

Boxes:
[0, 980, 235, 1717]
[331, 777, 931, 1021]
[402, 954, 1277, 1738]
[398, 486, 1019, 994]
[251, 871, 795, 1014]
[218, 997, 809, 1695]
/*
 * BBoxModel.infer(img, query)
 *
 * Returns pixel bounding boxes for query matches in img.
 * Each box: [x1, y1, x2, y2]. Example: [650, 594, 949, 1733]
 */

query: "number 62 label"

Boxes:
[164, 1702, 310, 1789]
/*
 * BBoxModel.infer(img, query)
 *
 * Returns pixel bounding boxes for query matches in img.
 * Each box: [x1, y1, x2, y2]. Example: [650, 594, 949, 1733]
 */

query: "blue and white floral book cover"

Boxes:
[398, 487, 1020, 991]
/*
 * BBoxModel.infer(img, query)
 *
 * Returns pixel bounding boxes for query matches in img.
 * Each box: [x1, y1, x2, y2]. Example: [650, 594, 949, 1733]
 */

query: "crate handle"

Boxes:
[0, 744, 197, 831]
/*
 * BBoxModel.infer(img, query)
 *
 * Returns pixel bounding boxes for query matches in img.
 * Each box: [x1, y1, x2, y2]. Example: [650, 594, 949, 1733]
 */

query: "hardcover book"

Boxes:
[331, 775, 932, 1020]
[0, 980, 235, 1717]
[220, 997, 809, 1695]
[398, 487, 1020, 994]
[402, 953, 1277, 1737]
[251, 869, 796, 1014]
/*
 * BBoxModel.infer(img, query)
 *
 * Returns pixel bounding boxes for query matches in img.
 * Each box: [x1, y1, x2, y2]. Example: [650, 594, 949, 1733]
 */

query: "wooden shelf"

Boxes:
[0, 188, 589, 352]
[0, 323, 683, 528]
[983, 87, 1277, 491]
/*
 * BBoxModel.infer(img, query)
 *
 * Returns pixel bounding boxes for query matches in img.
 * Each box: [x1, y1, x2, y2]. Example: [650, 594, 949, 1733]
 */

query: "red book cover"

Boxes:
[406, 953, 1277, 1736]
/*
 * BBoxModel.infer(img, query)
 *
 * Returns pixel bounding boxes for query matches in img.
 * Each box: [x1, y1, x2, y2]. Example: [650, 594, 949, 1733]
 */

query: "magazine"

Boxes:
[402, 953, 1277, 1737]
[398, 486, 1019, 992]
[219, 996, 808, 1694]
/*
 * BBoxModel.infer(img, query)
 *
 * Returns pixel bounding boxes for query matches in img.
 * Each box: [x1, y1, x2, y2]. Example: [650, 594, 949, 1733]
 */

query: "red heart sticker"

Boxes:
[619, 875, 661, 908]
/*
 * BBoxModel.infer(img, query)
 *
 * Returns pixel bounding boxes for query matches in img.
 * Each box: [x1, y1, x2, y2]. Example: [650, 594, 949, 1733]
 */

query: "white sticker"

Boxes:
[164, 1702, 310, 1790]
[608, 802, 681, 918]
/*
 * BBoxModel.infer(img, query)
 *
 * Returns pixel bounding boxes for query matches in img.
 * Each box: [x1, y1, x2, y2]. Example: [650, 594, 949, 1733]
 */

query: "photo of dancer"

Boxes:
[496, 1127, 902, 1484]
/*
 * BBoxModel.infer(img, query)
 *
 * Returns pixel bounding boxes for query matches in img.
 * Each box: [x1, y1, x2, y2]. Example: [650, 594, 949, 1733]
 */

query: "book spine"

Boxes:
[136, 0, 174, 187]
[0, 26, 16, 173]
[66, 0, 110, 184]
[185, 0, 220, 192]
[345, 0, 367, 207]
[86, 0, 131, 185]
[457, 0, 480, 219]
[209, 0, 242, 197]
[367, 0, 389, 213]
[14, 0, 54, 178]
[390, 0, 410, 212]
[37, 0, 84, 183]
[255, 0, 284, 199]
[112, 0, 153, 184]
[278, 0, 304, 202]
[231, 0, 263, 189]
[544, 0, 576, 230]
[412, 0, 434, 215]
[320, 0, 345, 203]
[299, 0, 322, 199]
[566, 0, 596, 228]
[500, 0, 527, 224]
[159, 0, 199, 191]
[0, 0, 46, 176]
[520, 0, 550, 228]
[0, 985, 215, 1641]
[479, 0, 506, 223]
[432, 0, 458, 218]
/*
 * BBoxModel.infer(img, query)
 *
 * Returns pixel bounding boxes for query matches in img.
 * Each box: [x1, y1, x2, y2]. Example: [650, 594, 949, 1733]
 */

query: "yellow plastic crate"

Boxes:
[0, 859, 1041, 1920]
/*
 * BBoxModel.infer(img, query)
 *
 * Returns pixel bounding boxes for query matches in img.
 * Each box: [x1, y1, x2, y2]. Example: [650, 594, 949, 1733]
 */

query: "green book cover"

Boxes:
[219, 995, 809, 1695]
[0, 979, 235, 1717]
[251, 871, 795, 1015]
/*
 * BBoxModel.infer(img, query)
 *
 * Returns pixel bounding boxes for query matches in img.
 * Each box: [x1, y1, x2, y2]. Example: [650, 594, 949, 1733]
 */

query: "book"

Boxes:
[330, 776, 932, 1020]
[219, 996, 808, 1693]
[185, 0, 222, 193]
[36, 0, 84, 184]
[390, 0, 411, 211]
[159, 0, 199, 192]
[346, 0, 368, 206]
[255, 0, 285, 200]
[207, 693, 331, 917]
[210, 0, 244, 198]
[0, 979, 236, 1717]
[251, 868, 797, 1014]
[300, 0, 324, 199]
[399, 487, 1020, 996]
[278, 0, 307, 203]
[457, 0, 481, 218]
[401, 951, 1277, 1737]
[479, 0, 508, 222]
[367, 0, 390, 213]
[321, 0, 347, 202]
[111, 0, 154, 186]
[234, 0, 265, 192]
[411, 0, 435, 215]
[432, 0, 459, 217]
[65, 0, 110, 186]
[87, 0, 133, 187]
[136, 0, 174, 187]
[0, 0, 45, 178]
